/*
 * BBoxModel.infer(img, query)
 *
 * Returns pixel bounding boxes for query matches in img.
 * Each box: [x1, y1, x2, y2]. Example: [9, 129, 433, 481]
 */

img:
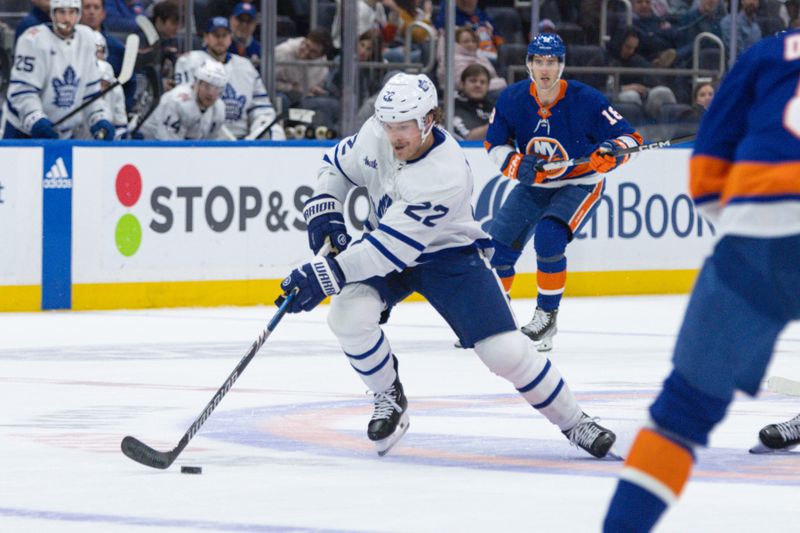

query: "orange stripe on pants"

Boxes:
[537, 270, 566, 292]
[569, 181, 604, 232]
[625, 428, 694, 498]
[501, 275, 515, 292]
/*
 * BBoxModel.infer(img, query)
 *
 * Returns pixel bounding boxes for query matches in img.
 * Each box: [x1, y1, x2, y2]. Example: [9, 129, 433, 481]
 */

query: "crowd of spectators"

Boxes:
[2, 0, 799, 142]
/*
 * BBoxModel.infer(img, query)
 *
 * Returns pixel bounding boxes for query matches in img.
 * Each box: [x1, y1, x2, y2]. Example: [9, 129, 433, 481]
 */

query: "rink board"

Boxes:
[0, 140, 715, 311]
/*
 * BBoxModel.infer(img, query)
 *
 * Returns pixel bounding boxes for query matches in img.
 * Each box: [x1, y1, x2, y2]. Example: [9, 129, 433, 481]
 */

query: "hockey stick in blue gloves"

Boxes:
[538, 133, 696, 172]
[121, 242, 332, 469]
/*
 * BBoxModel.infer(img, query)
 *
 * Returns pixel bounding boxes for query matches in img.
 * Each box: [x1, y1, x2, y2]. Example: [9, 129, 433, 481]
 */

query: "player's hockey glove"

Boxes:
[275, 257, 345, 313]
[90, 119, 115, 141]
[303, 194, 352, 255]
[30, 118, 58, 139]
[589, 140, 627, 173]
[501, 153, 547, 186]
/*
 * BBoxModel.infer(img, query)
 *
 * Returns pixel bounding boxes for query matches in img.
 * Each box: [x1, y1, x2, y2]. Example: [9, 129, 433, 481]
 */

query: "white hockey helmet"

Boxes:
[194, 59, 227, 89]
[50, 0, 82, 19]
[374, 73, 438, 137]
[94, 31, 108, 60]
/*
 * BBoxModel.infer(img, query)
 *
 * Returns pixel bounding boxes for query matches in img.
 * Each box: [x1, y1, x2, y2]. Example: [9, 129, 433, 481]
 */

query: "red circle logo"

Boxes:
[116, 164, 142, 207]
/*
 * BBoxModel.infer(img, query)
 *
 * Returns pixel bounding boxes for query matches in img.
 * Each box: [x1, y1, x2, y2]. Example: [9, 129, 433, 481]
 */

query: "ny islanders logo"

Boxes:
[222, 83, 246, 121]
[526, 136, 569, 180]
[52, 66, 80, 108]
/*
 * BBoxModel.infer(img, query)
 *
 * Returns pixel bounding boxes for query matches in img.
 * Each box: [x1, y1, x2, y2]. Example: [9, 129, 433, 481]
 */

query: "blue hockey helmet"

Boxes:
[527, 33, 566, 61]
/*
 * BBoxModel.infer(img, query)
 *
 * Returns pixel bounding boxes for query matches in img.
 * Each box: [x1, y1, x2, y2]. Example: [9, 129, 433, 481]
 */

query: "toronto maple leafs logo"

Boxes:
[221, 83, 246, 121]
[52, 66, 80, 108]
[417, 78, 430, 91]
[382, 90, 395, 102]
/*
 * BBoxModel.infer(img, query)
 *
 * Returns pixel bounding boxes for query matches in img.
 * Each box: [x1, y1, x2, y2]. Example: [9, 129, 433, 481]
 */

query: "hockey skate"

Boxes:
[563, 413, 619, 459]
[368, 378, 410, 456]
[521, 308, 558, 352]
[749, 414, 800, 454]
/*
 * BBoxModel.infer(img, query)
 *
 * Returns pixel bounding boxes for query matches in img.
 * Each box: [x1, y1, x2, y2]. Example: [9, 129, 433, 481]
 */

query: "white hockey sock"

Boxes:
[474, 331, 581, 430]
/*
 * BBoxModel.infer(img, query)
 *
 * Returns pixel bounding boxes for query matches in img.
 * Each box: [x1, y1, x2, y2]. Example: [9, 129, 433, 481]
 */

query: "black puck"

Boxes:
[180, 465, 202, 474]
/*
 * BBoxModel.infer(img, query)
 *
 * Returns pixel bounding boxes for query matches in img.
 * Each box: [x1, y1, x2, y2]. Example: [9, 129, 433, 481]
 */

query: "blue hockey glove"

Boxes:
[589, 139, 627, 173]
[30, 118, 58, 139]
[303, 194, 352, 254]
[275, 257, 345, 313]
[501, 153, 547, 186]
[90, 119, 115, 141]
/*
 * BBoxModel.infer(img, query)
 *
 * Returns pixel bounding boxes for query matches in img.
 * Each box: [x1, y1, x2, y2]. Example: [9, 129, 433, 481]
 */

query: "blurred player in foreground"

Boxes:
[603, 28, 800, 532]
[274, 73, 618, 460]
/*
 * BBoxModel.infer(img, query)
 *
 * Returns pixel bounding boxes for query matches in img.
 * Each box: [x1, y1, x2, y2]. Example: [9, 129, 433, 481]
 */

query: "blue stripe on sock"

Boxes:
[532, 378, 564, 409]
[344, 331, 385, 360]
[351, 353, 391, 376]
[517, 359, 551, 393]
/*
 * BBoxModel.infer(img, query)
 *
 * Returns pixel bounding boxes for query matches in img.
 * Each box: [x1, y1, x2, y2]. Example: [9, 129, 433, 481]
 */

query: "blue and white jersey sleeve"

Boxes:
[485, 90, 516, 167]
[6, 27, 49, 133]
[315, 131, 368, 202]
[334, 129, 488, 283]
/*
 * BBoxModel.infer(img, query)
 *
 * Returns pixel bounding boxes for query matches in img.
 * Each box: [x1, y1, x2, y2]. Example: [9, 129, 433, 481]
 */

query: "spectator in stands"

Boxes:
[437, 27, 506, 94]
[721, 0, 762, 56]
[15, 0, 50, 41]
[677, 0, 725, 60]
[632, 0, 680, 64]
[275, 28, 333, 106]
[152, 0, 180, 92]
[331, 0, 387, 50]
[608, 27, 677, 119]
[103, 0, 146, 33]
[300, 31, 377, 135]
[434, 0, 503, 62]
[81, 0, 135, 109]
[452, 63, 494, 141]
[382, 0, 433, 63]
[538, 18, 557, 34]
[679, 80, 714, 122]
[229, 2, 261, 67]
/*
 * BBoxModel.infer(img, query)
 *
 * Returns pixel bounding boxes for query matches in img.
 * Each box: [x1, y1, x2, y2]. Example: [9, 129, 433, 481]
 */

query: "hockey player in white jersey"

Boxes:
[174, 17, 284, 140]
[140, 59, 226, 141]
[276, 73, 617, 459]
[75, 33, 128, 139]
[2, 0, 115, 140]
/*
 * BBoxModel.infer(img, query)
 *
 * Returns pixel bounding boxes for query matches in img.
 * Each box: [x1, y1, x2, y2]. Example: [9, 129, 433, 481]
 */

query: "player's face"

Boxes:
[53, 7, 80, 37]
[463, 74, 489, 101]
[696, 84, 714, 109]
[382, 117, 430, 161]
[529, 55, 561, 93]
[195, 80, 222, 108]
[204, 29, 232, 58]
[231, 15, 256, 39]
[81, 0, 104, 30]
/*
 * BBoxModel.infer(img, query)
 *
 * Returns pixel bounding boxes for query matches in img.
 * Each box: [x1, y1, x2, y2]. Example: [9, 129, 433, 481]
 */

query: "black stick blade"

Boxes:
[121, 436, 175, 469]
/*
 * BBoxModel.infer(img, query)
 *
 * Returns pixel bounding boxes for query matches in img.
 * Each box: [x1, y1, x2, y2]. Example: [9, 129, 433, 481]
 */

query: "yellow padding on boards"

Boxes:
[626, 428, 694, 497]
[0, 285, 41, 312]
[68, 269, 699, 311]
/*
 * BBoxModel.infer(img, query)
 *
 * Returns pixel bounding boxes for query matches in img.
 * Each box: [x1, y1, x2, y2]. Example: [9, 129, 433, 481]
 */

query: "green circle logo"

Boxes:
[115, 213, 142, 257]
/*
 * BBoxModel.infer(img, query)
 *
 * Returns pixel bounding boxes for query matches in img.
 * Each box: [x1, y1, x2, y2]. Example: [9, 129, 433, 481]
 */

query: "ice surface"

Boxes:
[1, 296, 798, 532]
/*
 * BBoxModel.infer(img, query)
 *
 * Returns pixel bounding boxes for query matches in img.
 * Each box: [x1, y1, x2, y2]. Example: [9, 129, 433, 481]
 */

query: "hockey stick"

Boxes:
[121, 290, 297, 469]
[126, 64, 162, 136]
[135, 15, 159, 47]
[120, 243, 331, 469]
[539, 134, 696, 172]
[53, 33, 139, 127]
[767, 376, 800, 396]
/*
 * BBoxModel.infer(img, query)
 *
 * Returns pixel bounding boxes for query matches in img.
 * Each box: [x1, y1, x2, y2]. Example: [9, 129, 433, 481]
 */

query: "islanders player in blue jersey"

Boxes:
[484, 33, 643, 352]
[603, 29, 800, 532]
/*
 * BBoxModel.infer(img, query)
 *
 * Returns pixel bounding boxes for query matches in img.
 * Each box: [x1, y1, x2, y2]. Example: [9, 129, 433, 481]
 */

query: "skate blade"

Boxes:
[604, 447, 625, 461]
[375, 412, 410, 457]
[749, 441, 799, 454]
